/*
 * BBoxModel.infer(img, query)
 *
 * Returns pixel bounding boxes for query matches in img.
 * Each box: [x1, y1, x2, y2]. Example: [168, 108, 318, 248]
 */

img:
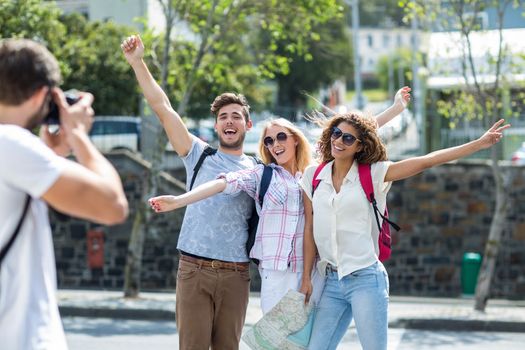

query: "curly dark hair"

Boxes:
[210, 92, 250, 122]
[317, 112, 388, 164]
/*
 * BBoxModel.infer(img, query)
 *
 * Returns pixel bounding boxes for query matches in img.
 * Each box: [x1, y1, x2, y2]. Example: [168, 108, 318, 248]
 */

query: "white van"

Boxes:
[89, 116, 141, 153]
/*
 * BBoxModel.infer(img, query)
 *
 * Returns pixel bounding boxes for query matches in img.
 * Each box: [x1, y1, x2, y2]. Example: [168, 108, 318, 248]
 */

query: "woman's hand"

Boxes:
[477, 119, 510, 149]
[299, 279, 313, 305]
[149, 195, 183, 212]
[394, 86, 411, 110]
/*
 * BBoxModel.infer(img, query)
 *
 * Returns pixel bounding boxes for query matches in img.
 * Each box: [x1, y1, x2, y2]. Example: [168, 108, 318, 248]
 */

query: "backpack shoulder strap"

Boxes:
[258, 165, 273, 206]
[0, 195, 31, 266]
[189, 146, 217, 190]
[311, 162, 328, 197]
[358, 163, 401, 232]
[358, 162, 382, 232]
[357, 163, 374, 203]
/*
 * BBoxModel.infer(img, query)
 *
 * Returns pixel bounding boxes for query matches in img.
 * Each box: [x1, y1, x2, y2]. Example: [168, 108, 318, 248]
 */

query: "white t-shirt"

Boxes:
[0, 125, 68, 350]
[300, 160, 392, 279]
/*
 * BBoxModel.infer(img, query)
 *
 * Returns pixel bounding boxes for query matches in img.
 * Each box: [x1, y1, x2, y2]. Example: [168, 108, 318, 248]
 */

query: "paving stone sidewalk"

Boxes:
[57, 290, 525, 332]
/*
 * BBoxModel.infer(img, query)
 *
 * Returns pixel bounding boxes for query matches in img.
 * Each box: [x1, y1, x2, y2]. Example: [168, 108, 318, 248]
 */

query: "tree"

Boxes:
[274, 17, 353, 119]
[404, 0, 525, 311]
[0, 0, 142, 115]
[123, 0, 345, 297]
[0, 0, 65, 48]
[376, 48, 412, 93]
[58, 13, 141, 115]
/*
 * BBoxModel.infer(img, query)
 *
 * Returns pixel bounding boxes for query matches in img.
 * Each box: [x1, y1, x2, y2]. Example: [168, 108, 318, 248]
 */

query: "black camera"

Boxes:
[43, 92, 80, 125]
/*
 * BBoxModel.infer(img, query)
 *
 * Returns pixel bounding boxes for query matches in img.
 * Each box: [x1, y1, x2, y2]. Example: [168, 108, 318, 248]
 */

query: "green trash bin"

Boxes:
[461, 252, 482, 295]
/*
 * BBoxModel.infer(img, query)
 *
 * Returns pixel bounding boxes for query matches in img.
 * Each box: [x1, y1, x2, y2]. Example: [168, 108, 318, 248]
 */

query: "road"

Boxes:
[64, 317, 525, 350]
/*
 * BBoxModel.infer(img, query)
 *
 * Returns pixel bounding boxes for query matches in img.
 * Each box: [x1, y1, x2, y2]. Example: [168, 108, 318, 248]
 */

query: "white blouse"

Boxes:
[300, 160, 392, 279]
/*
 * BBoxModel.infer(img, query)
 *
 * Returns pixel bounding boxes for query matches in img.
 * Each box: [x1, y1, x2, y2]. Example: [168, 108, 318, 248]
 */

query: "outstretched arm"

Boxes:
[385, 119, 510, 182]
[121, 35, 192, 156]
[299, 191, 318, 304]
[375, 86, 411, 128]
[149, 179, 227, 212]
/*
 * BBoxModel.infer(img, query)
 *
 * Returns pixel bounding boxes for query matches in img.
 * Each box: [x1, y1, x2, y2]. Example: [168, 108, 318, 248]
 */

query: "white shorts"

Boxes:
[259, 267, 325, 314]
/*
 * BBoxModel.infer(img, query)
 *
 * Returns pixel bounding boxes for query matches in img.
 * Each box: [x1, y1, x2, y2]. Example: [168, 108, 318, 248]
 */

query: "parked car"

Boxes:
[511, 142, 525, 165]
[89, 116, 141, 153]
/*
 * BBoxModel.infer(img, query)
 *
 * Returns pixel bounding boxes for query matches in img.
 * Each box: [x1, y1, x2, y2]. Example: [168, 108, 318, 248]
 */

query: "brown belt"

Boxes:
[179, 254, 250, 272]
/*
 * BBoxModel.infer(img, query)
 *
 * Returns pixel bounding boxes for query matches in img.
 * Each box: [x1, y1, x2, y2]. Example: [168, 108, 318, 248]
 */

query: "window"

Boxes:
[383, 34, 390, 48]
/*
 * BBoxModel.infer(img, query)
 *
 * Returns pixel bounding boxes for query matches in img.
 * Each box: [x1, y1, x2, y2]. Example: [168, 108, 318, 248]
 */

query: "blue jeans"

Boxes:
[308, 262, 389, 350]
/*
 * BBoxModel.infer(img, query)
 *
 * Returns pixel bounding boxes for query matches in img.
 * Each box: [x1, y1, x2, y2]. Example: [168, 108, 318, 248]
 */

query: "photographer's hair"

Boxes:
[0, 39, 61, 105]
[313, 111, 388, 164]
[258, 118, 312, 173]
[210, 93, 251, 122]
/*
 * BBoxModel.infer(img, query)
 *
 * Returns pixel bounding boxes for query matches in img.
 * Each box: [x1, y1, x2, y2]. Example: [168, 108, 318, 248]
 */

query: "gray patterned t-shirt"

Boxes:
[177, 137, 256, 262]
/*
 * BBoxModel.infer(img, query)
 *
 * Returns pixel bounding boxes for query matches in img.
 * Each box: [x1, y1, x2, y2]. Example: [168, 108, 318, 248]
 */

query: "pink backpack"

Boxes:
[311, 162, 400, 262]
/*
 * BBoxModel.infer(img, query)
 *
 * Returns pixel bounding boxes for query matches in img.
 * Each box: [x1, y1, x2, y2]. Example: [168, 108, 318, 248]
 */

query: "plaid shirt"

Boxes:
[220, 163, 305, 272]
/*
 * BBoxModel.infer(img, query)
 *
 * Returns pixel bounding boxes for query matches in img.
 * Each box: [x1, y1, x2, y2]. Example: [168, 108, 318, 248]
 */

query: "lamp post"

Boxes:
[411, 5, 424, 154]
[347, 0, 365, 109]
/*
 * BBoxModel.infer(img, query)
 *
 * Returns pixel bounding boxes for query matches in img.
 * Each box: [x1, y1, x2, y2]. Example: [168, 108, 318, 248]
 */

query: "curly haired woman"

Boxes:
[300, 112, 509, 350]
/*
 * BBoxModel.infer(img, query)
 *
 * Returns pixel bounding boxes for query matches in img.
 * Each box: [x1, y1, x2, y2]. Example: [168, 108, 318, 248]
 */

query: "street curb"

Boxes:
[390, 319, 525, 333]
[59, 306, 525, 333]
[59, 306, 175, 321]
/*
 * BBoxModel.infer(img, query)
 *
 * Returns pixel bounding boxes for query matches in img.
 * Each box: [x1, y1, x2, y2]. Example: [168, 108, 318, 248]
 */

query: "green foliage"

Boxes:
[274, 16, 353, 115]
[376, 48, 412, 92]
[0, 0, 141, 115]
[144, 0, 344, 118]
[57, 14, 140, 115]
[0, 0, 65, 49]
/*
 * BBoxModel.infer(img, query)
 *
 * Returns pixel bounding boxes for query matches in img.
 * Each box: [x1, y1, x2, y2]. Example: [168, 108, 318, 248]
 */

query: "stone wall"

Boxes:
[52, 154, 525, 299]
[53, 152, 186, 291]
[385, 161, 525, 299]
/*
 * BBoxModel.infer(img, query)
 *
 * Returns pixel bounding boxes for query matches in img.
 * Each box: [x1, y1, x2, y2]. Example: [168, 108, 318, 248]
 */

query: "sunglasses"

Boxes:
[263, 132, 292, 148]
[331, 126, 359, 146]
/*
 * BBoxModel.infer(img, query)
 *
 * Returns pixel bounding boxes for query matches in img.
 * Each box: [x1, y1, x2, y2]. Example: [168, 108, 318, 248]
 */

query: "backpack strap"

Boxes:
[0, 195, 31, 266]
[311, 162, 328, 197]
[258, 165, 273, 206]
[189, 146, 217, 190]
[357, 163, 400, 231]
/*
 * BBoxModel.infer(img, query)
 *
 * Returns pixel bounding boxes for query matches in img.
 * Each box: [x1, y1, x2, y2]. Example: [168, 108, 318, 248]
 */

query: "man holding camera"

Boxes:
[0, 39, 129, 349]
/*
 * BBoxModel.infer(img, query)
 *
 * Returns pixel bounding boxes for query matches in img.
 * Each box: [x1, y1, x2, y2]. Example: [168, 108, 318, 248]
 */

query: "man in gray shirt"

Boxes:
[122, 35, 254, 349]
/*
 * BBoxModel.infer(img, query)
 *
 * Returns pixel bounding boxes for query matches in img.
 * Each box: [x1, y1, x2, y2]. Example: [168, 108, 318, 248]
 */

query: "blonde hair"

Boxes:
[258, 118, 312, 173]
[311, 111, 387, 164]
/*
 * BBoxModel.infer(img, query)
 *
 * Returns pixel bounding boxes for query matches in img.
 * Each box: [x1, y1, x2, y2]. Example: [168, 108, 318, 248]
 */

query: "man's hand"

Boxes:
[121, 35, 145, 66]
[41, 88, 94, 156]
[394, 86, 411, 110]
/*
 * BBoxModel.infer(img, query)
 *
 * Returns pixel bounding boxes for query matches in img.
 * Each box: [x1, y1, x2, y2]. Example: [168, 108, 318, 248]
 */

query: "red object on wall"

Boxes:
[87, 229, 104, 269]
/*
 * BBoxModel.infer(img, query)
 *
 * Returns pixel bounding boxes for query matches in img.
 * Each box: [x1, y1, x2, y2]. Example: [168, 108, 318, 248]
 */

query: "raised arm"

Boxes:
[41, 90, 128, 225]
[375, 86, 411, 128]
[385, 119, 510, 182]
[121, 35, 192, 156]
[299, 190, 318, 304]
[149, 179, 227, 212]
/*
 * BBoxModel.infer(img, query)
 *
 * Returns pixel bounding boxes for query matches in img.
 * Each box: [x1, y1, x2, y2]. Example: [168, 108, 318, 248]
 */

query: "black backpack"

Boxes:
[190, 146, 273, 264]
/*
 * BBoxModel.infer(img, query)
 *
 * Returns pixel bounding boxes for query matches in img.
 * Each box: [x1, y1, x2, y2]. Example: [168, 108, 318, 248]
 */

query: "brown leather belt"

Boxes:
[179, 254, 250, 272]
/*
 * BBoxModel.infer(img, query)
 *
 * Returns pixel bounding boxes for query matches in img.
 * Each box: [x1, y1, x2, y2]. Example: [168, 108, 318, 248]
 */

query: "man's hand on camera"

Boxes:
[40, 123, 71, 157]
[121, 34, 145, 66]
[42, 88, 95, 156]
